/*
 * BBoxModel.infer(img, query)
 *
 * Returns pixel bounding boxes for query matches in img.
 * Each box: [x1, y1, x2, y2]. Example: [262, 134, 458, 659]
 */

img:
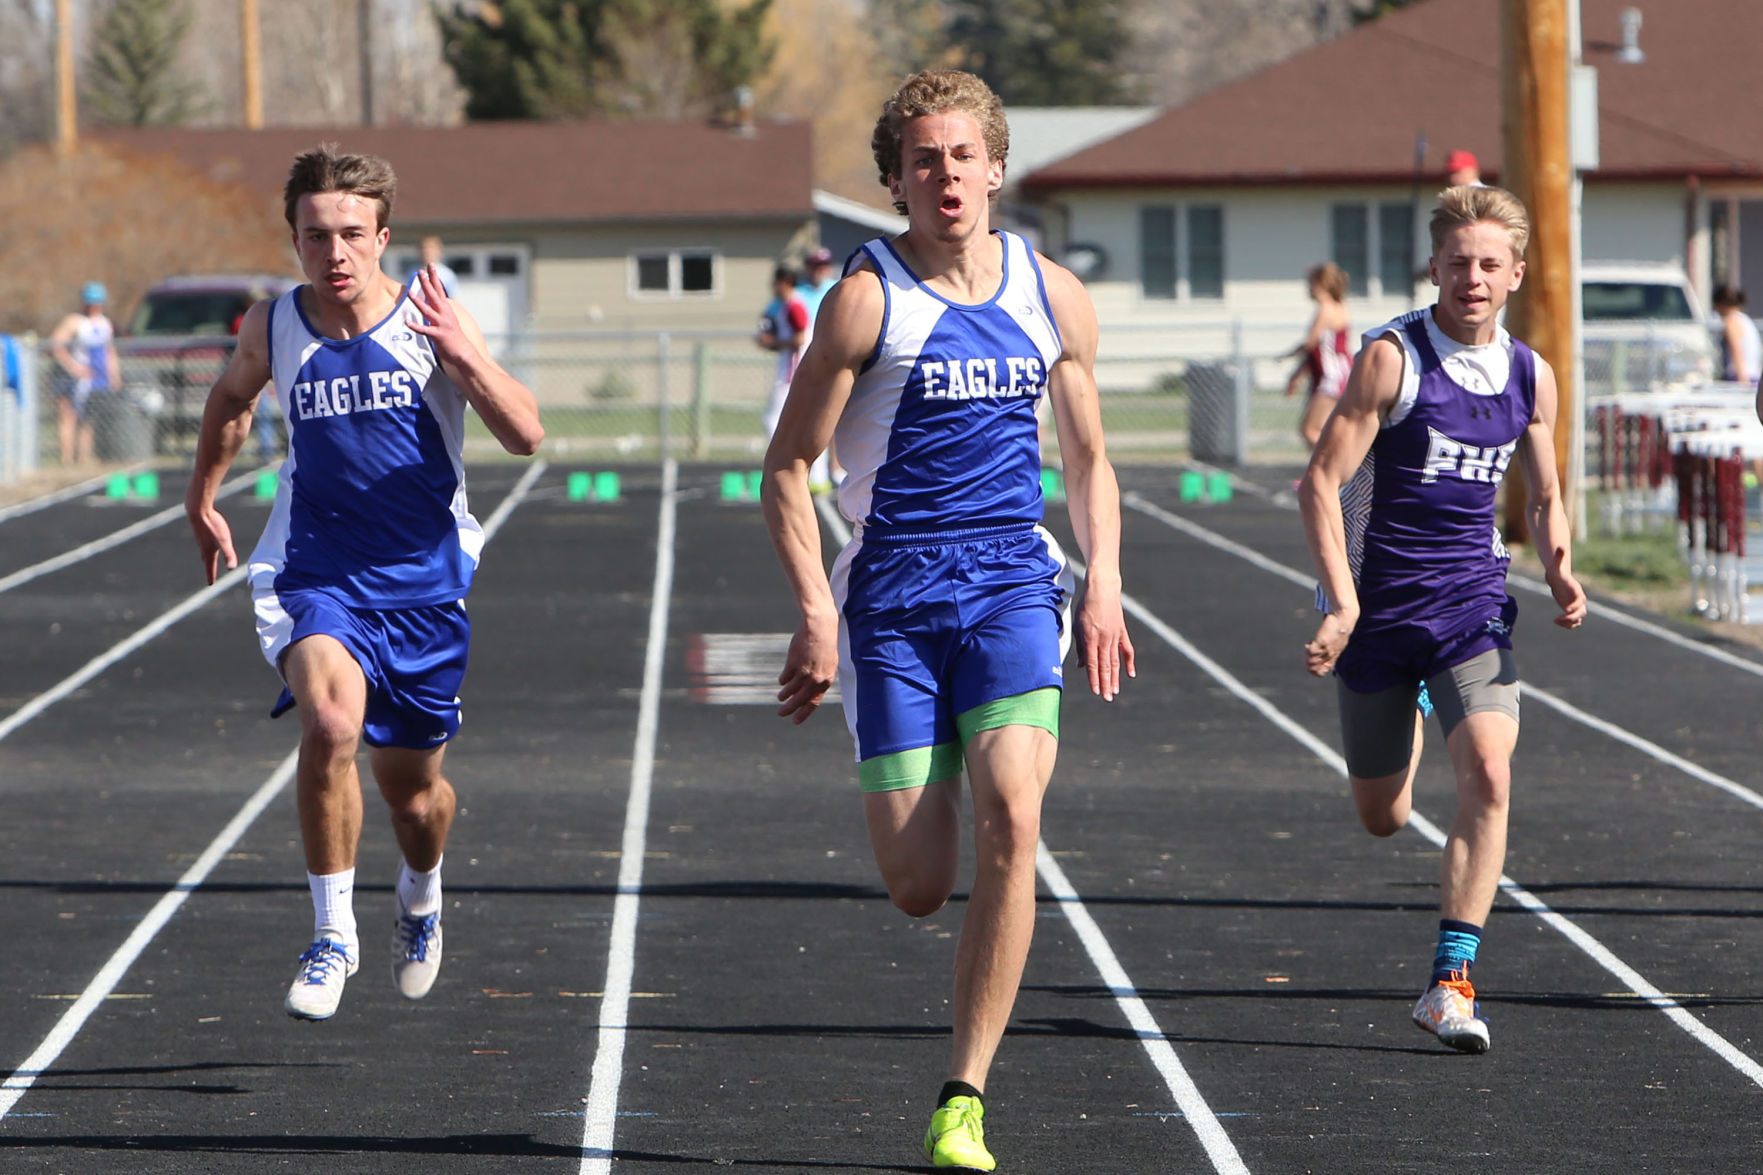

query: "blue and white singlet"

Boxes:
[248, 287, 482, 609]
[833, 231, 1062, 533]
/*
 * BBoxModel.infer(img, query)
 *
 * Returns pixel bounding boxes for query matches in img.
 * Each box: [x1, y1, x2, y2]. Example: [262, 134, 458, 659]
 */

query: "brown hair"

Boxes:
[871, 70, 1009, 214]
[1429, 184, 1530, 259]
[1307, 261, 1349, 302]
[282, 143, 397, 231]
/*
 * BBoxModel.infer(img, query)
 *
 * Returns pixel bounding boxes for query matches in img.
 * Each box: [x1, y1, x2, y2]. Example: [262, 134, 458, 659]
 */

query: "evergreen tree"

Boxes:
[437, 0, 774, 121]
[945, 0, 1140, 106]
[85, 0, 205, 127]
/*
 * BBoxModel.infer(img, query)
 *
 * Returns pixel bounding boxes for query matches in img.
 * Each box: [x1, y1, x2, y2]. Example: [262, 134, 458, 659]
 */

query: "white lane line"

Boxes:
[813, 495, 1250, 1173]
[1124, 494, 1763, 811]
[0, 463, 545, 747]
[580, 458, 676, 1174]
[1132, 485, 1763, 681]
[1035, 848, 1251, 1174]
[0, 469, 259, 597]
[0, 469, 545, 1126]
[1119, 500, 1763, 1088]
[0, 465, 150, 525]
[1524, 684, 1763, 812]
[0, 751, 299, 1123]
[0, 566, 250, 745]
[480, 460, 547, 541]
[1506, 572, 1763, 679]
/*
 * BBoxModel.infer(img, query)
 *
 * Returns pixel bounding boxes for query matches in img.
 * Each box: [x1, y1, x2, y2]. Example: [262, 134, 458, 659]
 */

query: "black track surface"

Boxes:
[1, 461, 1761, 1173]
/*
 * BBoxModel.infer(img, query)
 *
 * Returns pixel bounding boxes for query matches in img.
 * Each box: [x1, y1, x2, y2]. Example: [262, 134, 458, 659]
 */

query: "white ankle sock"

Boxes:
[397, 857, 443, 916]
[308, 868, 357, 956]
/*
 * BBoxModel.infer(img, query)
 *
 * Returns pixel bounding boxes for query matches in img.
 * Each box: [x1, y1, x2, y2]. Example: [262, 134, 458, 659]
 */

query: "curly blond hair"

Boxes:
[871, 70, 1009, 214]
[1429, 184, 1530, 259]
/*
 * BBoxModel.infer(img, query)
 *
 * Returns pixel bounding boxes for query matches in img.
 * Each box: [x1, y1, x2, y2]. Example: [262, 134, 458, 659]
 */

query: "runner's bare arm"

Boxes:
[1297, 334, 1403, 675]
[1042, 257, 1135, 699]
[185, 300, 274, 584]
[408, 266, 544, 455]
[761, 268, 880, 723]
[1518, 356, 1587, 629]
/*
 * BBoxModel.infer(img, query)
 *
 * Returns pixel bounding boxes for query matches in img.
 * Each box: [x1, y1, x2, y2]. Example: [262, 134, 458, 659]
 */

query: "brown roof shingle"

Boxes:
[1022, 0, 1763, 191]
[97, 119, 815, 224]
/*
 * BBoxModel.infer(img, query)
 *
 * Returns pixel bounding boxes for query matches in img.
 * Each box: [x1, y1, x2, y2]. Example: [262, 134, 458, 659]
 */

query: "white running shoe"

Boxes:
[284, 939, 358, 1021]
[391, 902, 443, 1000]
[1412, 974, 1491, 1054]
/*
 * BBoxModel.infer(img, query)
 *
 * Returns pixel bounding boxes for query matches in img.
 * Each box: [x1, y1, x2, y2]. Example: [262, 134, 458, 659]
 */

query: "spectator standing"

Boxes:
[1713, 284, 1761, 385]
[1446, 149, 1483, 187]
[758, 265, 828, 488]
[797, 246, 839, 329]
[49, 282, 121, 466]
[405, 235, 460, 298]
[1285, 262, 1354, 450]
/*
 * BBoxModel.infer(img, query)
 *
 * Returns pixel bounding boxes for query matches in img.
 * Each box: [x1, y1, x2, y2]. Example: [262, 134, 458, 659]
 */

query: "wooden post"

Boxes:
[358, 0, 375, 126]
[242, 0, 263, 129]
[1500, 0, 1573, 544]
[54, 0, 76, 158]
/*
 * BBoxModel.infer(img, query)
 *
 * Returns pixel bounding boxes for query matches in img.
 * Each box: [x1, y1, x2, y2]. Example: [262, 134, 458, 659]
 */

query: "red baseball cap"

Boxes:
[1445, 149, 1478, 174]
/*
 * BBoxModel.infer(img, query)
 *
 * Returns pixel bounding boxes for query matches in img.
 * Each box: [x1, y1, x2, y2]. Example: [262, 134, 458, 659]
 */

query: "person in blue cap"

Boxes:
[49, 281, 121, 465]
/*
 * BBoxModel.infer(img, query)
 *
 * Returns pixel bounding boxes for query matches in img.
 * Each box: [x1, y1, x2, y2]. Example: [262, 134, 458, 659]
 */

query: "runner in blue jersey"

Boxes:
[185, 145, 544, 1021]
[1300, 185, 1585, 1055]
[762, 70, 1134, 1171]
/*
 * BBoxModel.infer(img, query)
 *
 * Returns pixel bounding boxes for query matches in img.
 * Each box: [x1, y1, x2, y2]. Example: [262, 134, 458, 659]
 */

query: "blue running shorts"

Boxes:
[254, 585, 471, 749]
[830, 522, 1075, 792]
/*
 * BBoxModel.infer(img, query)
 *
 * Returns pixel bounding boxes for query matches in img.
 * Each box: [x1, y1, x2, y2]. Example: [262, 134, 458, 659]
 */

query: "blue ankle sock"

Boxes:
[1431, 919, 1481, 986]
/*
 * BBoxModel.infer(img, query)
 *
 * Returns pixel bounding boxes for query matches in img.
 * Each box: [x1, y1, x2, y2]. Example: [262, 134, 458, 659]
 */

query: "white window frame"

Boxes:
[1138, 202, 1226, 304]
[383, 241, 532, 284]
[1330, 201, 1416, 300]
[628, 247, 722, 300]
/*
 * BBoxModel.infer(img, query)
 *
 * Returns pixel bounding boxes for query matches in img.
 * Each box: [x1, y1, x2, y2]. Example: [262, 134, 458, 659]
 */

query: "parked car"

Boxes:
[118, 273, 297, 454]
[1579, 261, 1715, 395]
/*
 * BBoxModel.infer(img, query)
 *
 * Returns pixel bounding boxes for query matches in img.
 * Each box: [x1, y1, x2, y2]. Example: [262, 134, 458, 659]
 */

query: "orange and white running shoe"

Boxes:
[1411, 972, 1491, 1054]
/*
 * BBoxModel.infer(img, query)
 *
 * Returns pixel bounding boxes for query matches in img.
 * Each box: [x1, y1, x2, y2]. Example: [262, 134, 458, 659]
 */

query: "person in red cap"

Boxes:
[1446, 149, 1482, 187]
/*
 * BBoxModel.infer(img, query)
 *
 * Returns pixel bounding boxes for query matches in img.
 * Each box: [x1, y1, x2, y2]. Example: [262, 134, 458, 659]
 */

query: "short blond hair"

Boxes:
[871, 70, 1009, 213]
[1429, 184, 1530, 259]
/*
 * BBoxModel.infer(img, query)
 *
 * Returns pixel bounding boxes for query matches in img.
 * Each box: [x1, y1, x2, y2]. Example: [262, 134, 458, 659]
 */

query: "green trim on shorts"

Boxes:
[956, 687, 1061, 744]
[858, 741, 964, 793]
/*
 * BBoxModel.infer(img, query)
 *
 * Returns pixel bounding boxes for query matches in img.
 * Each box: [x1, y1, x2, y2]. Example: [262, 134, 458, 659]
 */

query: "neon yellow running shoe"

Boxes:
[923, 1095, 996, 1171]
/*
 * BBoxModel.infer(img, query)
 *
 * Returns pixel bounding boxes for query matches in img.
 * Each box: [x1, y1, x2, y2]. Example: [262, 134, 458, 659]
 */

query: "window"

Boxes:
[630, 248, 720, 299]
[1140, 207, 1176, 299]
[1331, 204, 1370, 296]
[1582, 281, 1695, 321]
[488, 253, 521, 276]
[635, 255, 671, 293]
[1379, 203, 1415, 297]
[1187, 205, 1224, 299]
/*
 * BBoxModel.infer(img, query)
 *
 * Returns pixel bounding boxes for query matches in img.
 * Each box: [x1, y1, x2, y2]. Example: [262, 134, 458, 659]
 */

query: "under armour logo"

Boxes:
[1468, 402, 1493, 420]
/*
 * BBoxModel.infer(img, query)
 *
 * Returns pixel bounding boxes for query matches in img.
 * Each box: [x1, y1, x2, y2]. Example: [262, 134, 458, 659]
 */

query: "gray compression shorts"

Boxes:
[1335, 647, 1520, 779]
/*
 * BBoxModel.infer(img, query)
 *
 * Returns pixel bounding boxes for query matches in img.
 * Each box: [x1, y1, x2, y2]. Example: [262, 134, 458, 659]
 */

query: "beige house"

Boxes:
[100, 119, 819, 341]
[1021, 0, 1763, 337]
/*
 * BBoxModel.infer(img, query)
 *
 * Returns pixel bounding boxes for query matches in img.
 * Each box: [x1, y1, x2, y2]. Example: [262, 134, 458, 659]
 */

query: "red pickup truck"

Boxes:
[117, 273, 297, 454]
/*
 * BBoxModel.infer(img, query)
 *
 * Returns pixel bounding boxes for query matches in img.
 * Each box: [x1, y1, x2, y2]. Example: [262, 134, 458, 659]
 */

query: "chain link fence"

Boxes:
[0, 323, 1712, 489]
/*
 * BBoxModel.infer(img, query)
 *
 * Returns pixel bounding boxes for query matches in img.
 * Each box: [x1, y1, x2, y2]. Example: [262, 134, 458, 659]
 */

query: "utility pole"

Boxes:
[358, 0, 375, 126]
[54, 0, 76, 158]
[242, 0, 263, 128]
[1500, 0, 1574, 544]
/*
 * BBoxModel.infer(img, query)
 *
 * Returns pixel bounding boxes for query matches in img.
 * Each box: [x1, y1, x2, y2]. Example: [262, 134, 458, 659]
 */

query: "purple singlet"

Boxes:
[1334, 311, 1536, 693]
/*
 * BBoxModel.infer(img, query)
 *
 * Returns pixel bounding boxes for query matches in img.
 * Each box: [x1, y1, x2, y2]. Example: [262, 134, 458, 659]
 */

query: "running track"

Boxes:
[0, 460, 1759, 1173]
